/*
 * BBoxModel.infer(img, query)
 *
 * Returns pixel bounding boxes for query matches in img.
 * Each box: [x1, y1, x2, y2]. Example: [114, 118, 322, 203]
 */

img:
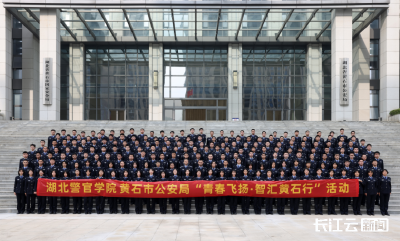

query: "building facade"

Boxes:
[0, 0, 398, 122]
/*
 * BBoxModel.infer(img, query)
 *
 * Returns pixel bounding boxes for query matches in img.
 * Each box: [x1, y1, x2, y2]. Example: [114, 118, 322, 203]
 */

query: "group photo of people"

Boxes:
[14, 128, 391, 216]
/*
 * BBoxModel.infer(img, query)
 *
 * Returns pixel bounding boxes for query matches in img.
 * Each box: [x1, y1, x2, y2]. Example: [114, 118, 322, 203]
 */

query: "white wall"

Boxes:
[39, 8, 60, 120]
[0, 7, 12, 120]
[22, 26, 40, 120]
[331, 9, 353, 121]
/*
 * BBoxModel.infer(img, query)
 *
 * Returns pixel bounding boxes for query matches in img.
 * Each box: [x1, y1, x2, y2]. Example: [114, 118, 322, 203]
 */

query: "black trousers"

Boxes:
[302, 198, 311, 214]
[61, 197, 70, 213]
[380, 193, 390, 214]
[217, 196, 226, 214]
[48, 196, 58, 213]
[159, 198, 167, 214]
[37, 196, 46, 213]
[120, 197, 130, 214]
[265, 198, 273, 214]
[229, 196, 238, 214]
[146, 198, 155, 213]
[366, 194, 377, 214]
[314, 197, 324, 214]
[195, 197, 204, 214]
[241, 197, 250, 214]
[170, 198, 180, 214]
[83, 197, 93, 213]
[290, 198, 300, 214]
[108, 197, 118, 213]
[135, 198, 143, 214]
[340, 197, 349, 214]
[206, 197, 214, 213]
[96, 196, 105, 213]
[327, 197, 336, 214]
[73, 197, 82, 213]
[277, 198, 286, 214]
[26, 194, 36, 213]
[183, 197, 192, 214]
[16, 193, 25, 213]
[352, 193, 362, 214]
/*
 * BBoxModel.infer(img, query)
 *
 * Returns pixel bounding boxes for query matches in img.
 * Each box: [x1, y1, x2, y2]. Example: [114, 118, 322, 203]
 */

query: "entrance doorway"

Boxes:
[110, 110, 125, 121]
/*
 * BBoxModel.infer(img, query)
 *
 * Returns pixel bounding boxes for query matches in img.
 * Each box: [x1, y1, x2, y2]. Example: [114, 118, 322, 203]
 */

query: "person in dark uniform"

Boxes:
[169, 169, 180, 214]
[204, 169, 215, 214]
[36, 170, 47, 214]
[240, 169, 251, 215]
[339, 169, 349, 215]
[25, 169, 37, 214]
[252, 170, 264, 215]
[379, 169, 391, 216]
[288, 169, 300, 215]
[276, 169, 286, 215]
[158, 171, 168, 214]
[265, 170, 274, 215]
[228, 170, 239, 215]
[60, 171, 70, 214]
[14, 169, 26, 214]
[217, 170, 227, 215]
[327, 170, 337, 215]
[363, 169, 379, 215]
[194, 170, 205, 214]
[96, 170, 106, 214]
[146, 169, 157, 214]
[302, 168, 312, 215]
[314, 168, 324, 215]
[48, 170, 58, 214]
[352, 170, 363, 215]
[181, 169, 193, 214]
[72, 169, 83, 214]
[120, 170, 131, 214]
[82, 170, 93, 214]
[134, 170, 144, 214]
[108, 171, 118, 214]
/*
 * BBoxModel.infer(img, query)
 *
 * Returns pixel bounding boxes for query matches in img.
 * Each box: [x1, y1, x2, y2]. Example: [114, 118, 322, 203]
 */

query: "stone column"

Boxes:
[0, 7, 12, 120]
[306, 43, 323, 121]
[69, 43, 85, 120]
[380, 3, 400, 120]
[148, 43, 163, 120]
[22, 26, 40, 120]
[39, 8, 60, 120]
[331, 9, 353, 121]
[352, 27, 370, 121]
[228, 43, 243, 121]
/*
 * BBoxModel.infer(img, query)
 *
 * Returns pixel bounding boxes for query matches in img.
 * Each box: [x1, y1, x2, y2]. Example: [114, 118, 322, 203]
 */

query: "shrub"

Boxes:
[389, 109, 400, 116]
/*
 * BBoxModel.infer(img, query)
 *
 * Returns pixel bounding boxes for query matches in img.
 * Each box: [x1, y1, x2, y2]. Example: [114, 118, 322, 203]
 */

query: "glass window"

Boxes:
[60, 45, 69, 120]
[370, 90, 379, 120]
[13, 90, 22, 120]
[13, 18, 22, 29]
[243, 46, 307, 121]
[322, 46, 331, 121]
[163, 46, 227, 121]
[13, 69, 22, 79]
[13, 40, 22, 56]
[85, 46, 149, 120]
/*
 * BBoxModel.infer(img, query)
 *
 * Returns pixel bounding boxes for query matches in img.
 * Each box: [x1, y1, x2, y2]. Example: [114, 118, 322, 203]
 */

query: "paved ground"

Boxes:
[0, 213, 398, 241]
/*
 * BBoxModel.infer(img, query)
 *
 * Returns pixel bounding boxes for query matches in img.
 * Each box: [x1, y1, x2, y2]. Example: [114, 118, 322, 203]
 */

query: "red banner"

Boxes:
[36, 179, 358, 198]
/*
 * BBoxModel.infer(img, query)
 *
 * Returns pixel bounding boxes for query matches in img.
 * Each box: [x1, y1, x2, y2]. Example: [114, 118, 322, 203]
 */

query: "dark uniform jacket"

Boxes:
[379, 176, 391, 194]
[25, 176, 37, 194]
[14, 176, 25, 193]
[363, 176, 379, 195]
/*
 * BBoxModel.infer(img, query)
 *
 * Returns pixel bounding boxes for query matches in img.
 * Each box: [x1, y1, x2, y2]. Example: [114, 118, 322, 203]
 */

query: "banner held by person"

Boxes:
[37, 179, 359, 198]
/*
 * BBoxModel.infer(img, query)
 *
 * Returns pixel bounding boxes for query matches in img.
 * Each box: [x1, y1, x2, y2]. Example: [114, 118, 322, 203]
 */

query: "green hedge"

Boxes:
[389, 109, 400, 116]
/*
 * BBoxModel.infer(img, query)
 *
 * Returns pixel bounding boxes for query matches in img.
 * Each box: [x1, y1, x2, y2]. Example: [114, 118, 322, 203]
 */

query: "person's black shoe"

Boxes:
[386, 212, 390, 216]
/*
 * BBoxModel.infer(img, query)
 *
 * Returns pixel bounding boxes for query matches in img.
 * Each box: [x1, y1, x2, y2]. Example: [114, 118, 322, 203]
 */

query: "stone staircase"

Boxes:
[0, 120, 399, 214]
